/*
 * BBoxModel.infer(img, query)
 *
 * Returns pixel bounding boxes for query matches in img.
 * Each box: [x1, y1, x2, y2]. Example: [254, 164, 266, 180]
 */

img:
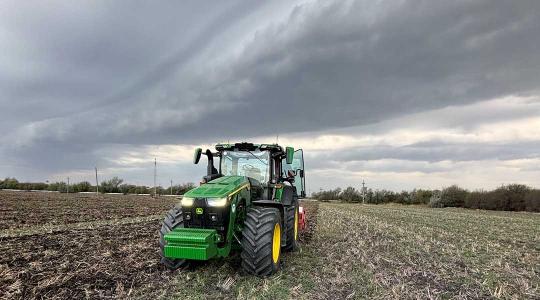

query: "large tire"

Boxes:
[159, 206, 187, 270]
[241, 207, 282, 276]
[284, 204, 299, 251]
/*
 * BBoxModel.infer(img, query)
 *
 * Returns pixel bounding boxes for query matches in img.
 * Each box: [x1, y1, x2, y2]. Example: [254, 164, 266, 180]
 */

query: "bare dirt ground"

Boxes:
[0, 191, 538, 299]
[1, 219, 168, 299]
[0, 191, 318, 299]
[0, 191, 174, 230]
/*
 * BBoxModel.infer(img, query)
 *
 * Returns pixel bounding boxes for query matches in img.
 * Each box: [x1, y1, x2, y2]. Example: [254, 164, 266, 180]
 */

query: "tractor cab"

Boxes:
[194, 142, 306, 199]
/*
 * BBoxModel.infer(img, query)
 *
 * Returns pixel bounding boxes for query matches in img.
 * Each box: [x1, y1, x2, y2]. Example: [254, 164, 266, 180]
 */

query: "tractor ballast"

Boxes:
[164, 228, 219, 260]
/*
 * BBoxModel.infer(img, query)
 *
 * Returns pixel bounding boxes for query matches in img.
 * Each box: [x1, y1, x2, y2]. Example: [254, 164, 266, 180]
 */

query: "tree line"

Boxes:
[311, 184, 540, 212]
[312, 187, 434, 205]
[0, 177, 195, 195]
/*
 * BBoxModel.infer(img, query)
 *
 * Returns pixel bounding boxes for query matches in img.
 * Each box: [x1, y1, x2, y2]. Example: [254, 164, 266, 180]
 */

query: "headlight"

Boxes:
[181, 197, 194, 207]
[207, 197, 228, 207]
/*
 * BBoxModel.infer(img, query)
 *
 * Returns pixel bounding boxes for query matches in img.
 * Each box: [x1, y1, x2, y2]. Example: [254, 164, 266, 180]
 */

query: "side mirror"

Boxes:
[193, 148, 202, 164]
[286, 147, 294, 164]
[298, 169, 304, 178]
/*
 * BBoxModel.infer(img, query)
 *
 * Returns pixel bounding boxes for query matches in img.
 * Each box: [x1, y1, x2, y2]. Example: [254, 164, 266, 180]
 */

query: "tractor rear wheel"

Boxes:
[159, 206, 187, 270]
[241, 207, 282, 276]
[284, 204, 299, 251]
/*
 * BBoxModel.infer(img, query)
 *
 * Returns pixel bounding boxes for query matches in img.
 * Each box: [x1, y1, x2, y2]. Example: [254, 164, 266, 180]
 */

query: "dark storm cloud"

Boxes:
[308, 141, 540, 166]
[0, 1, 263, 127]
[180, 0, 540, 140]
[2, 0, 540, 183]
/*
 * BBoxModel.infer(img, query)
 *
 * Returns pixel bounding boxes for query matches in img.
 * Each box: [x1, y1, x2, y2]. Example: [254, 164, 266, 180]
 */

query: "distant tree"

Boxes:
[524, 190, 540, 212]
[464, 190, 487, 209]
[428, 190, 443, 207]
[494, 184, 530, 211]
[397, 191, 412, 204]
[173, 183, 196, 195]
[412, 189, 433, 204]
[117, 184, 134, 194]
[149, 186, 167, 196]
[312, 188, 342, 201]
[30, 182, 48, 190]
[1, 178, 19, 189]
[370, 190, 390, 204]
[71, 181, 92, 193]
[100, 177, 124, 193]
[464, 184, 531, 211]
[17, 182, 29, 191]
[430, 185, 468, 208]
[138, 186, 150, 194]
[47, 182, 58, 191]
[340, 186, 361, 202]
[365, 188, 374, 203]
[47, 182, 67, 193]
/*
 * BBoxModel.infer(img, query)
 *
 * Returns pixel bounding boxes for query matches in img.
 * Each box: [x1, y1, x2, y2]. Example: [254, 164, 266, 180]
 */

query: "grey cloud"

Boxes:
[9, 1, 540, 144]
[303, 140, 540, 177]
[2, 0, 540, 186]
[322, 141, 540, 164]
[189, 0, 540, 139]
[0, 1, 262, 127]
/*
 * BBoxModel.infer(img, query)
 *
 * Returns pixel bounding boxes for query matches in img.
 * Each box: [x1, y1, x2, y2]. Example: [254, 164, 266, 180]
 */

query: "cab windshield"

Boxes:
[220, 150, 270, 182]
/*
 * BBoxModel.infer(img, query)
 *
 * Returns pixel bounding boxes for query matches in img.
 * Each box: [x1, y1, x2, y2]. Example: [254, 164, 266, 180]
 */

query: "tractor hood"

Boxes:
[183, 176, 249, 199]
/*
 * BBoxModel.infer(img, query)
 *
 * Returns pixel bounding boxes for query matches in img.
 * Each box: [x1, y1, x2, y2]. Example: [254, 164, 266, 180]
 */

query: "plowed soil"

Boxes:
[0, 191, 176, 230]
[0, 191, 319, 299]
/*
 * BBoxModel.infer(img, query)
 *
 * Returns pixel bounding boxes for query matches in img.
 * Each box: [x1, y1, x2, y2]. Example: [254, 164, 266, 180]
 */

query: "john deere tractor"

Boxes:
[159, 142, 306, 276]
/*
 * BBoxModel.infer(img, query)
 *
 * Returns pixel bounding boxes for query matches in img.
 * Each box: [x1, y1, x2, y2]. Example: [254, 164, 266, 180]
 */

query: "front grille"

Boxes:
[183, 198, 230, 242]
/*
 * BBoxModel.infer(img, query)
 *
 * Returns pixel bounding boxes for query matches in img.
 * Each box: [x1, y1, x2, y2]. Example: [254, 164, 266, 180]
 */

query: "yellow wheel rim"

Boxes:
[294, 209, 298, 241]
[272, 223, 281, 264]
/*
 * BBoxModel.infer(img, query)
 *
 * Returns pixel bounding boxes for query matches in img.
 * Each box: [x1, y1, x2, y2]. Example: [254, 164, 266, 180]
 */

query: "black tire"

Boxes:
[241, 207, 282, 276]
[159, 206, 187, 270]
[284, 204, 299, 251]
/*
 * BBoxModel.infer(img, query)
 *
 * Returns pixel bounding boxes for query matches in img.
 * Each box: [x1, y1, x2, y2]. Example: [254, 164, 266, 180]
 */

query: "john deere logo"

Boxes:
[195, 208, 203, 215]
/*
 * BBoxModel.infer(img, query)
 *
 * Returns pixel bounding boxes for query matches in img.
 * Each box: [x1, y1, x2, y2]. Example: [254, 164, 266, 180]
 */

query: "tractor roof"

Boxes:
[215, 142, 284, 153]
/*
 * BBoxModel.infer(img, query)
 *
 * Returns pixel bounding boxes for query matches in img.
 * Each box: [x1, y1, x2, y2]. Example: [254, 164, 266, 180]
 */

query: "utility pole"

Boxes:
[362, 180, 366, 204]
[67, 177, 70, 194]
[95, 167, 99, 194]
[153, 158, 157, 197]
[170, 180, 173, 195]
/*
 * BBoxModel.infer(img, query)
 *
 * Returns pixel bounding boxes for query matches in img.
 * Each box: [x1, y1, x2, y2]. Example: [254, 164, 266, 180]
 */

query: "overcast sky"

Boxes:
[2, 0, 540, 192]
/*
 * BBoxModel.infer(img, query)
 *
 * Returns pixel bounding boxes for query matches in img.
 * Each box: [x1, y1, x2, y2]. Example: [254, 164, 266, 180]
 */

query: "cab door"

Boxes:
[292, 149, 306, 198]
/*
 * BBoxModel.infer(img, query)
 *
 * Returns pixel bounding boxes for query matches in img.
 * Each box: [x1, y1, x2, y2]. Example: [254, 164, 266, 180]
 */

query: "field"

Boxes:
[0, 191, 538, 299]
[0, 192, 174, 230]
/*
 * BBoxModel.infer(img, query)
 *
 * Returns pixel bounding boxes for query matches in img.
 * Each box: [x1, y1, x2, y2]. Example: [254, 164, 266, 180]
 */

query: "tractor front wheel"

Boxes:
[241, 207, 282, 276]
[159, 206, 187, 270]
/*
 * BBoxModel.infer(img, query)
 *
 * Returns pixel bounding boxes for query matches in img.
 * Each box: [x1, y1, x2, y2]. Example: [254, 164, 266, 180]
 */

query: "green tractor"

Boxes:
[159, 142, 306, 276]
